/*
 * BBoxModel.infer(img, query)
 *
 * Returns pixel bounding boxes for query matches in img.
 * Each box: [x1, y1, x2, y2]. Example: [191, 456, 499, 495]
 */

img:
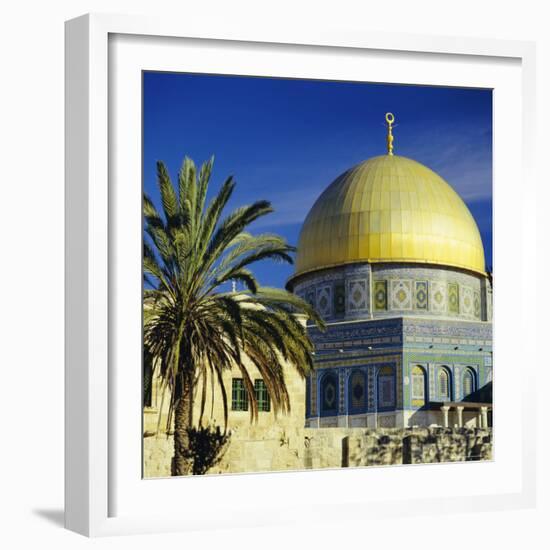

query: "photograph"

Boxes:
[142, 72, 493, 478]
[2, 0, 545, 545]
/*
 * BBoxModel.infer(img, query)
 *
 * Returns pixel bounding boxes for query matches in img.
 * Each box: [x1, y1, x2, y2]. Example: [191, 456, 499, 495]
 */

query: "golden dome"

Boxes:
[292, 154, 485, 280]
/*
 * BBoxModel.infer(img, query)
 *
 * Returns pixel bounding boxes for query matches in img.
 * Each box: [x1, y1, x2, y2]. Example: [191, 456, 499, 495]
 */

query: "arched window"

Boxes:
[349, 370, 367, 413]
[463, 369, 476, 398]
[411, 365, 426, 407]
[377, 366, 395, 409]
[438, 368, 451, 400]
[320, 372, 338, 416]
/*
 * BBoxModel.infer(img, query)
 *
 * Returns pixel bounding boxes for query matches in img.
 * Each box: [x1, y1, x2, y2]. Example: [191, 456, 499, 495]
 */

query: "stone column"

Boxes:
[480, 406, 488, 428]
[441, 405, 450, 428]
[456, 406, 464, 428]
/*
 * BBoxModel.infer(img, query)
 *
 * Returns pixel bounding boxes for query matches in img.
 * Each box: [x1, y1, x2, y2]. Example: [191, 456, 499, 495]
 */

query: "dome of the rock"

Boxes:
[291, 154, 485, 282]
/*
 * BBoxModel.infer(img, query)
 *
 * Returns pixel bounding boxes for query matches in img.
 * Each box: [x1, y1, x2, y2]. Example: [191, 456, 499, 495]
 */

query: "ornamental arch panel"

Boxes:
[462, 367, 477, 398]
[377, 365, 395, 409]
[438, 366, 452, 400]
[411, 365, 427, 407]
[320, 371, 339, 417]
[348, 369, 367, 414]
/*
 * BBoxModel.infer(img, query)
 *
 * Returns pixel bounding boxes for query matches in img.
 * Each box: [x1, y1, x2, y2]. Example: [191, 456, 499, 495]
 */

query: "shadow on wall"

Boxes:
[406, 380, 493, 428]
[464, 381, 493, 404]
[177, 425, 231, 475]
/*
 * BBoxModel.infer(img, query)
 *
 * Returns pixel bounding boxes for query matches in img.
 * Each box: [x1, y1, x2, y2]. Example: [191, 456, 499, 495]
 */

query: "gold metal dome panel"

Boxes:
[293, 155, 486, 279]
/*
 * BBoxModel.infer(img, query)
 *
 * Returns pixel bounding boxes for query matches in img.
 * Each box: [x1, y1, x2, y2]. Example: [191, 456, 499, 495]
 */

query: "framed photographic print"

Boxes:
[65, 13, 537, 536]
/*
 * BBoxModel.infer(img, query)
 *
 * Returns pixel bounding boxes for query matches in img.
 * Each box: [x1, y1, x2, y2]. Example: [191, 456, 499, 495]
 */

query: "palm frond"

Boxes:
[157, 162, 180, 230]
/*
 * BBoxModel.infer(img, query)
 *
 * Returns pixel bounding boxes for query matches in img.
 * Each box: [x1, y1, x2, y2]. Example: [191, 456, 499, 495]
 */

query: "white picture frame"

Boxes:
[65, 13, 537, 537]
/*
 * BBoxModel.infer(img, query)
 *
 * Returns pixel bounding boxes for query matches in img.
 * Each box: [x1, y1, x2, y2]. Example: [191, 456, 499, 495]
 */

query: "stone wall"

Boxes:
[144, 433, 173, 478]
[144, 426, 492, 478]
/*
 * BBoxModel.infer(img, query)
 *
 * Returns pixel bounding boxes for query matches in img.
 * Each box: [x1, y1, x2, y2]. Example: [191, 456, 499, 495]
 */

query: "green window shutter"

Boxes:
[254, 379, 270, 412]
[231, 378, 248, 411]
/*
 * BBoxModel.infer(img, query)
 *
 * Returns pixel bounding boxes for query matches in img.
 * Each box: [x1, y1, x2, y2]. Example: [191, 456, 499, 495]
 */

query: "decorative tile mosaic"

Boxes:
[395, 359, 403, 408]
[430, 281, 447, 313]
[347, 279, 367, 312]
[334, 282, 346, 315]
[415, 280, 429, 310]
[350, 370, 367, 410]
[460, 286, 473, 316]
[308, 353, 415, 420]
[320, 371, 338, 414]
[374, 280, 387, 310]
[310, 370, 317, 415]
[454, 366, 461, 399]
[390, 279, 413, 310]
[448, 282, 459, 314]
[316, 285, 332, 318]
[410, 365, 427, 407]
[305, 288, 316, 309]
[378, 365, 395, 408]
[308, 317, 491, 355]
[339, 369, 346, 413]
[367, 366, 375, 409]
[309, 318, 403, 347]
[293, 262, 489, 322]
[403, 317, 492, 341]
[473, 291, 481, 319]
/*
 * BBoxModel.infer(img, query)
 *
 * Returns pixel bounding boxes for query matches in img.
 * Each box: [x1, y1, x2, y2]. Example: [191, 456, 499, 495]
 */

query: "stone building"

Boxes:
[144, 113, 493, 477]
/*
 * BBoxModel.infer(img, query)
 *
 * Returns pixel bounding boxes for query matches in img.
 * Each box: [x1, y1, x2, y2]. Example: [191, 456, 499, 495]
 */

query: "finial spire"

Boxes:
[385, 112, 395, 155]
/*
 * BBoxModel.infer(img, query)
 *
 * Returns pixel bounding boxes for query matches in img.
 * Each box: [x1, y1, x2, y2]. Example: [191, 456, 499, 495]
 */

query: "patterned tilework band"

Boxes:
[293, 262, 492, 322]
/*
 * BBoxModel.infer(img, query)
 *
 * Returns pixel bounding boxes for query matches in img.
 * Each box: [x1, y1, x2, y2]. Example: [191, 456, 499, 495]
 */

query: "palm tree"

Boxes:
[143, 156, 324, 476]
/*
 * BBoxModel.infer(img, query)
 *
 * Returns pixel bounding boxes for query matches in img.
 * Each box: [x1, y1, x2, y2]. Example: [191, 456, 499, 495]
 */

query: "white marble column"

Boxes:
[456, 406, 464, 428]
[480, 406, 488, 428]
[441, 405, 450, 428]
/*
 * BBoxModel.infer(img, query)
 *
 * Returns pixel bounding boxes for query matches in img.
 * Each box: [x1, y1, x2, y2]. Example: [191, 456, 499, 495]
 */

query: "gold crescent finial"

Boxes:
[385, 112, 395, 155]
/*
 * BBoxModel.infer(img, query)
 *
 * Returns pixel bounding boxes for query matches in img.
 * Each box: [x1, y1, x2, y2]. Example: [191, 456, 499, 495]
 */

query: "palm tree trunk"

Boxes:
[172, 372, 193, 476]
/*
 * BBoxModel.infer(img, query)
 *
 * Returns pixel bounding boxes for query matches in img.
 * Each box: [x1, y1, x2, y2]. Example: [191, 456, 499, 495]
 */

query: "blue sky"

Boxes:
[143, 72, 493, 289]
